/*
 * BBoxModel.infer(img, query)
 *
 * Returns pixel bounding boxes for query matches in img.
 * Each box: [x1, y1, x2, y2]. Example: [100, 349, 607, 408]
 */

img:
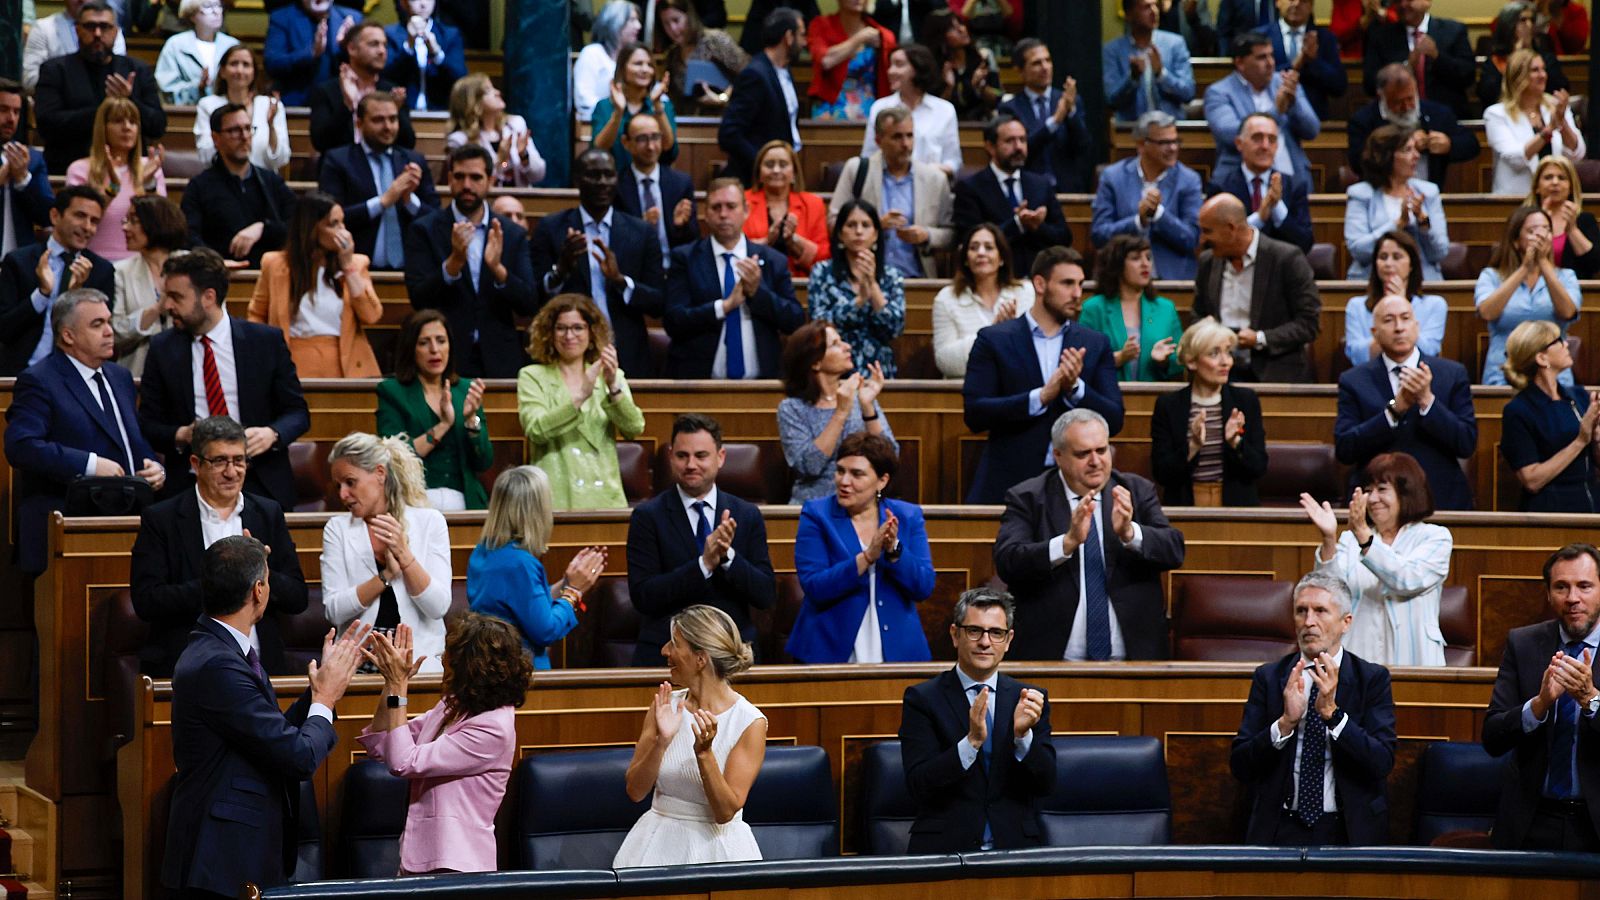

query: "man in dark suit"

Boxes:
[1485, 543, 1600, 851]
[900, 587, 1056, 853]
[1271, 0, 1346, 120]
[4, 288, 163, 574]
[719, 8, 806, 184]
[999, 39, 1091, 193]
[264, 0, 361, 106]
[1216, 0, 1276, 48]
[962, 247, 1122, 505]
[141, 248, 310, 511]
[992, 409, 1184, 660]
[162, 535, 369, 898]
[32, 1, 166, 174]
[307, 22, 417, 153]
[318, 91, 438, 271]
[382, 0, 466, 113]
[614, 114, 698, 267]
[953, 114, 1071, 278]
[0, 186, 115, 377]
[738, 0, 819, 55]
[530, 149, 664, 378]
[1230, 572, 1397, 845]
[1349, 63, 1478, 190]
[0, 80, 54, 254]
[405, 144, 536, 378]
[626, 414, 776, 666]
[182, 104, 298, 267]
[664, 178, 804, 379]
[1194, 193, 1321, 383]
[1361, 0, 1476, 119]
[1204, 113, 1313, 252]
[1334, 295, 1476, 509]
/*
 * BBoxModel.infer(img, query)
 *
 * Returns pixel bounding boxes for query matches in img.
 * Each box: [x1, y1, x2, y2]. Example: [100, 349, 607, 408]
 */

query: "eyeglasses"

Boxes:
[957, 626, 1013, 642]
[1145, 138, 1182, 148]
[202, 455, 249, 471]
[553, 323, 590, 335]
[629, 133, 663, 144]
[79, 21, 117, 32]
[1545, 336, 1568, 351]
[218, 125, 255, 138]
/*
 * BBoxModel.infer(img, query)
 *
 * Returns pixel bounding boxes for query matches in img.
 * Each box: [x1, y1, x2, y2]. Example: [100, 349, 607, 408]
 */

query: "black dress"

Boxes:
[1501, 383, 1600, 512]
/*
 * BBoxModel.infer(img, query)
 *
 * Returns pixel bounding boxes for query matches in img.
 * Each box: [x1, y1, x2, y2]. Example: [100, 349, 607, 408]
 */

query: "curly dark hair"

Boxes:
[1094, 234, 1156, 301]
[780, 319, 832, 401]
[440, 612, 533, 728]
[1361, 123, 1419, 187]
[526, 293, 612, 365]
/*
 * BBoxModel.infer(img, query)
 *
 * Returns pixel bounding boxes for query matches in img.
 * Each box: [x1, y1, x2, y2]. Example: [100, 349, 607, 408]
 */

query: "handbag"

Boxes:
[63, 476, 155, 517]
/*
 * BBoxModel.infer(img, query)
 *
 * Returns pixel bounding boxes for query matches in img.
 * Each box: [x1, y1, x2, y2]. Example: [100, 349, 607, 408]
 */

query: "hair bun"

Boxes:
[729, 640, 755, 676]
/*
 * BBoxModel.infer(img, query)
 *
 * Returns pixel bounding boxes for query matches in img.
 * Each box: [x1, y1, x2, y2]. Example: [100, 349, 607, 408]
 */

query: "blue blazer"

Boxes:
[1343, 179, 1448, 281]
[1206, 163, 1314, 252]
[1, 149, 52, 251]
[952, 166, 1071, 278]
[717, 52, 795, 184]
[161, 617, 334, 895]
[404, 206, 536, 378]
[962, 316, 1123, 505]
[786, 496, 935, 664]
[1203, 71, 1319, 197]
[997, 88, 1092, 192]
[1102, 30, 1195, 122]
[382, 20, 467, 112]
[264, 3, 361, 106]
[318, 143, 442, 263]
[1090, 155, 1202, 281]
[529, 206, 664, 377]
[663, 239, 804, 378]
[1333, 353, 1477, 510]
[0, 241, 115, 376]
[1268, 23, 1346, 119]
[4, 350, 156, 573]
[467, 543, 577, 670]
[615, 164, 700, 254]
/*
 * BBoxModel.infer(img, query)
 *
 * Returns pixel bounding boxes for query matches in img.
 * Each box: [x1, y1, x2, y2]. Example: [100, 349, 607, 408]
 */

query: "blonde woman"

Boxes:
[1149, 317, 1267, 507]
[1523, 155, 1600, 277]
[1499, 319, 1600, 512]
[320, 432, 452, 673]
[743, 140, 830, 278]
[1484, 48, 1586, 195]
[445, 73, 544, 187]
[65, 98, 166, 262]
[154, 0, 239, 105]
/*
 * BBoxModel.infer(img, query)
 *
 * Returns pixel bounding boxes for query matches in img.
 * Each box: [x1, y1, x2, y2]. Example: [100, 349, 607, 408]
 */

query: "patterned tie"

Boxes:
[1288, 28, 1301, 63]
[245, 646, 267, 685]
[1250, 176, 1263, 212]
[586, 218, 611, 320]
[374, 151, 403, 267]
[967, 682, 996, 846]
[1082, 499, 1112, 661]
[200, 335, 229, 417]
[1004, 176, 1020, 207]
[92, 370, 134, 474]
[1297, 681, 1326, 826]
[692, 500, 711, 554]
[1545, 640, 1587, 798]
[722, 252, 746, 379]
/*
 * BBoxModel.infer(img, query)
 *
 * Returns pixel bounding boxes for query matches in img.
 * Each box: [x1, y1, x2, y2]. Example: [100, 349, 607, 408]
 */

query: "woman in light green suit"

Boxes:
[516, 294, 645, 510]
[1079, 234, 1185, 382]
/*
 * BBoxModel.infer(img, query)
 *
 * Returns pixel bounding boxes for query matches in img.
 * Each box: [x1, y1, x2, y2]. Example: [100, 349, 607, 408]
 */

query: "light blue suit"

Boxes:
[1103, 30, 1195, 122]
[1090, 156, 1203, 281]
[1344, 179, 1449, 282]
[1203, 71, 1319, 196]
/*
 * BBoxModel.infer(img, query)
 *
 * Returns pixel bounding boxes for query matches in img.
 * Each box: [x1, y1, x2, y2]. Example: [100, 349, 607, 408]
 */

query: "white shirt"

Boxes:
[195, 94, 293, 171]
[677, 484, 737, 578]
[191, 311, 241, 422]
[952, 665, 1035, 771]
[776, 64, 803, 150]
[573, 42, 615, 122]
[1484, 101, 1589, 195]
[65, 352, 137, 478]
[1380, 345, 1434, 424]
[289, 268, 344, 338]
[1278, 20, 1307, 59]
[1404, 14, 1432, 49]
[1046, 474, 1143, 661]
[1218, 227, 1261, 333]
[1136, 160, 1167, 225]
[1269, 646, 1351, 813]
[850, 528, 883, 664]
[1240, 163, 1288, 230]
[709, 235, 760, 379]
[861, 91, 962, 173]
[195, 485, 243, 548]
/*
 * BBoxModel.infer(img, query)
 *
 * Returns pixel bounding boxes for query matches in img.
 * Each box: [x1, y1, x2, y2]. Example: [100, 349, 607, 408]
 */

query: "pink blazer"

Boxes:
[356, 702, 516, 874]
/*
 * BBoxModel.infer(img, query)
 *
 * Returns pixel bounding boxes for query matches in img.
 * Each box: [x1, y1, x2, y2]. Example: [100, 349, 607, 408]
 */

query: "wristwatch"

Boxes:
[386, 694, 408, 709]
[1322, 707, 1347, 730]
[1587, 694, 1600, 717]
[465, 414, 482, 432]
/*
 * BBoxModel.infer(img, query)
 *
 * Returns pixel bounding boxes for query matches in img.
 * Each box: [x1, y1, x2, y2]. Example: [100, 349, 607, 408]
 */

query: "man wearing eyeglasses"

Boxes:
[33, 0, 166, 175]
[1090, 110, 1203, 281]
[181, 104, 299, 267]
[898, 587, 1056, 853]
[130, 415, 309, 679]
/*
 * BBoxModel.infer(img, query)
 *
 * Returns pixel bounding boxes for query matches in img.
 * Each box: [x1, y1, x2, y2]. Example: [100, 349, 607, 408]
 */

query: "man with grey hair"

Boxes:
[4, 287, 162, 573]
[993, 408, 1185, 661]
[1090, 109, 1203, 280]
[828, 106, 953, 279]
[1230, 571, 1397, 846]
[1347, 62, 1478, 190]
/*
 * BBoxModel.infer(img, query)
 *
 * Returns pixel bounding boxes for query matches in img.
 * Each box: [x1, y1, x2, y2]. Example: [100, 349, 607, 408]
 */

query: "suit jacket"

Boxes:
[1362, 17, 1477, 118]
[1090, 156, 1202, 282]
[1270, 23, 1347, 119]
[129, 490, 309, 678]
[993, 469, 1184, 660]
[247, 251, 383, 378]
[529, 206, 665, 377]
[138, 318, 310, 510]
[318, 143, 441, 264]
[828, 154, 953, 278]
[1229, 650, 1397, 845]
[1101, 30, 1196, 123]
[0, 242, 116, 376]
[1484, 620, 1600, 848]
[998, 88, 1093, 192]
[717, 52, 797, 184]
[663, 239, 804, 378]
[161, 617, 334, 895]
[899, 668, 1056, 853]
[1203, 71, 1319, 197]
[1347, 99, 1478, 190]
[625, 487, 777, 664]
[1344, 180, 1448, 281]
[961, 316, 1124, 505]
[306, 76, 418, 154]
[181, 161, 297, 267]
[952, 167, 1071, 277]
[1150, 383, 1268, 506]
[4, 350, 156, 573]
[0, 149, 53, 251]
[403, 206, 536, 379]
[615, 164, 700, 256]
[1194, 231, 1322, 383]
[1216, 0, 1275, 47]
[264, 3, 361, 106]
[21, 10, 128, 90]
[34, 52, 166, 174]
[382, 20, 468, 112]
[1206, 164, 1314, 253]
[1333, 353, 1476, 509]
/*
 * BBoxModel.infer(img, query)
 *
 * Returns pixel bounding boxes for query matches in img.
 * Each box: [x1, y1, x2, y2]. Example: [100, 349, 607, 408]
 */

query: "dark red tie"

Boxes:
[1413, 28, 1427, 99]
[201, 335, 228, 417]
[1250, 176, 1263, 212]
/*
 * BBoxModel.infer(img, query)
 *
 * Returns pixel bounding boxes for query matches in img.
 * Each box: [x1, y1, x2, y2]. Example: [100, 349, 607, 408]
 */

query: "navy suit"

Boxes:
[529, 207, 665, 377]
[625, 487, 776, 665]
[1333, 353, 1477, 510]
[899, 668, 1056, 853]
[382, 20, 467, 112]
[1270, 24, 1346, 119]
[1230, 650, 1397, 845]
[1216, 0, 1276, 48]
[615, 165, 700, 257]
[717, 52, 797, 185]
[1205, 165, 1314, 252]
[961, 317, 1123, 505]
[663, 239, 804, 379]
[318, 143, 441, 265]
[35, 52, 166, 174]
[1361, 17, 1477, 119]
[1347, 99, 1479, 190]
[306, 76, 417, 153]
[952, 166, 1070, 278]
[404, 206, 536, 378]
[264, 3, 361, 106]
[0, 148, 53, 251]
[161, 617, 335, 895]
[997, 88, 1092, 193]
[4, 350, 156, 573]
[0, 242, 115, 376]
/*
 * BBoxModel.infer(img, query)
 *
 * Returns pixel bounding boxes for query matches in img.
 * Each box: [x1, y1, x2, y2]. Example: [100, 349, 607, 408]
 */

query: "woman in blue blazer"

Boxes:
[787, 432, 935, 664]
[1346, 124, 1449, 282]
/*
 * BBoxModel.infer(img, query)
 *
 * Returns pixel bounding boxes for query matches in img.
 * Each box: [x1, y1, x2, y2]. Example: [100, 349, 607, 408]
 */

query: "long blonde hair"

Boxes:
[1525, 155, 1585, 216]
[328, 432, 429, 528]
[1501, 48, 1552, 120]
[479, 466, 554, 555]
[88, 97, 147, 196]
[447, 72, 496, 138]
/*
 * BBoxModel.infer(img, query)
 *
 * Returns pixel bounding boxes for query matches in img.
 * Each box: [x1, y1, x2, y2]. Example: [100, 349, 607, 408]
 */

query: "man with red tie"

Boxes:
[1204, 112, 1313, 252]
[1360, 0, 1475, 119]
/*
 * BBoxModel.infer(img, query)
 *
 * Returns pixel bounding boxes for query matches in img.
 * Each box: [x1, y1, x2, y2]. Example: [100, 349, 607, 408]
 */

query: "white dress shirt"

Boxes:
[1268, 646, 1351, 814]
[1240, 163, 1289, 231]
[677, 484, 737, 578]
[952, 665, 1034, 771]
[1379, 345, 1434, 424]
[861, 91, 962, 172]
[1218, 228, 1261, 356]
[195, 485, 244, 548]
[1045, 474, 1143, 661]
[191, 311, 241, 422]
[776, 64, 803, 150]
[930, 280, 1036, 378]
[709, 235, 760, 379]
[540, 207, 636, 318]
[65, 352, 137, 477]
[289, 268, 344, 338]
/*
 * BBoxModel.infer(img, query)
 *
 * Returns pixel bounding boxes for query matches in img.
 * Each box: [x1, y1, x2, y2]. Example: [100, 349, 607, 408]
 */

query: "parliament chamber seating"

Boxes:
[742, 745, 840, 860]
[614, 442, 652, 506]
[649, 441, 788, 506]
[1042, 736, 1171, 847]
[1440, 586, 1476, 666]
[294, 779, 325, 883]
[290, 441, 334, 512]
[514, 747, 649, 870]
[1306, 243, 1337, 281]
[340, 760, 410, 879]
[1169, 577, 1296, 663]
[859, 741, 914, 856]
[1413, 741, 1505, 847]
[1255, 442, 1342, 507]
[580, 579, 643, 668]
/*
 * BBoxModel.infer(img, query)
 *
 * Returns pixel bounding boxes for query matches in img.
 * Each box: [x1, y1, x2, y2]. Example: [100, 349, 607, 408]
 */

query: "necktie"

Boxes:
[200, 335, 229, 417]
[245, 646, 267, 685]
[1004, 176, 1020, 207]
[1034, 95, 1048, 124]
[1082, 499, 1112, 661]
[1250, 176, 1263, 212]
[898, 0, 912, 45]
[692, 500, 711, 554]
[1288, 28, 1301, 62]
[92, 370, 135, 475]
[722, 252, 746, 379]
[411, 32, 429, 109]
[586, 218, 610, 319]
[374, 151, 403, 268]
[1412, 29, 1427, 99]
[1, 184, 14, 259]
[967, 682, 996, 846]
[1297, 681, 1326, 826]
[1545, 640, 1587, 798]
[641, 176, 667, 256]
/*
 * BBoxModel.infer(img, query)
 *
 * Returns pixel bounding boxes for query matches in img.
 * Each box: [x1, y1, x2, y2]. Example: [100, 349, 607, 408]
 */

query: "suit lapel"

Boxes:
[53, 353, 125, 449]
[666, 489, 700, 558]
[696, 240, 721, 303]
[231, 319, 255, 425]
[1043, 469, 1070, 539]
[1369, 357, 1396, 403]
[175, 491, 207, 576]
[1248, 241, 1271, 327]
[937, 669, 975, 741]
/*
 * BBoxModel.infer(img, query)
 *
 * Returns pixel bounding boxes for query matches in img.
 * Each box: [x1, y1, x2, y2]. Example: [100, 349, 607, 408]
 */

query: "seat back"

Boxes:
[160, 148, 206, 178]
[1171, 576, 1296, 662]
[616, 441, 654, 506]
[742, 745, 838, 859]
[584, 577, 641, 667]
[1042, 736, 1171, 846]
[278, 587, 331, 674]
[516, 748, 649, 869]
[1307, 243, 1337, 280]
[752, 574, 805, 664]
[291, 779, 324, 883]
[1257, 442, 1341, 506]
[340, 759, 410, 878]
[859, 740, 914, 856]
[1415, 741, 1505, 846]
[1440, 241, 1473, 280]
[100, 588, 148, 749]
[288, 441, 331, 512]
[1439, 585, 1474, 666]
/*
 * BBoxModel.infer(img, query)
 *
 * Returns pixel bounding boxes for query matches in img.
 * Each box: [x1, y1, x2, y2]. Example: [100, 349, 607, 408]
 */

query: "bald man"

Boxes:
[1192, 193, 1320, 383]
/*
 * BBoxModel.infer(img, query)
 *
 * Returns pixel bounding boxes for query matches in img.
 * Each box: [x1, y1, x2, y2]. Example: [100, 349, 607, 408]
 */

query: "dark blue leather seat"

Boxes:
[1415, 741, 1505, 845]
[341, 759, 410, 878]
[743, 745, 839, 859]
[516, 747, 649, 869]
[292, 779, 324, 882]
[860, 740, 914, 855]
[1042, 736, 1171, 846]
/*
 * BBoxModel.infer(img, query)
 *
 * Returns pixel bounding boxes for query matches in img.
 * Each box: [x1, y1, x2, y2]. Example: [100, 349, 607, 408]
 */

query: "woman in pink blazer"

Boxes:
[357, 615, 533, 874]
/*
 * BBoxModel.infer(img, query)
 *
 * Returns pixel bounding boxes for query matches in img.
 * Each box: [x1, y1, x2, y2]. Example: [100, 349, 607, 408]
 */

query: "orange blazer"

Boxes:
[247, 252, 383, 378]
[744, 189, 832, 277]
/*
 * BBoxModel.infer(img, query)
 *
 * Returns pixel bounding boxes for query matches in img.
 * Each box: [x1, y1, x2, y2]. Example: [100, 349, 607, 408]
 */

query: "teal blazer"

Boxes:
[375, 377, 495, 509]
[1077, 293, 1185, 382]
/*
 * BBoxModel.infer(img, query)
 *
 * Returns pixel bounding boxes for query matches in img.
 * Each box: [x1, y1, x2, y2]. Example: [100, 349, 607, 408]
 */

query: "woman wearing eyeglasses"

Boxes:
[1499, 318, 1600, 512]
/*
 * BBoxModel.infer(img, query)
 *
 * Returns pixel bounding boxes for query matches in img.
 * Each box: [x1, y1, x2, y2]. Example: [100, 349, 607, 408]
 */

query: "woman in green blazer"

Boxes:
[1079, 234, 1185, 382]
[516, 294, 646, 510]
[376, 310, 494, 510]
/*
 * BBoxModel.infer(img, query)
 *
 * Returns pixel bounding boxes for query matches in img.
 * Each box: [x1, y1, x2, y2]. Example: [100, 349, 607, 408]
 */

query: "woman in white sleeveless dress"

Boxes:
[614, 605, 768, 867]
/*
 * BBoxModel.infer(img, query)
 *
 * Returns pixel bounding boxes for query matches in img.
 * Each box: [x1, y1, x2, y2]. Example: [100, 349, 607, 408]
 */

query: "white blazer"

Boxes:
[1484, 100, 1587, 195]
[1315, 521, 1453, 666]
[22, 12, 126, 90]
[320, 505, 453, 673]
[930, 280, 1035, 378]
[154, 30, 240, 106]
[1343, 179, 1449, 281]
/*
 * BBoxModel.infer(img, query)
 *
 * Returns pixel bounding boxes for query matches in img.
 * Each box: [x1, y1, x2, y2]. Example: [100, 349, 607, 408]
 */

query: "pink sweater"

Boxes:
[64, 158, 167, 263]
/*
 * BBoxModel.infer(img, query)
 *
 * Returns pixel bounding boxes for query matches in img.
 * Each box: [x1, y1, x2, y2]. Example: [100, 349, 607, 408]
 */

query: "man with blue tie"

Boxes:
[1485, 544, 1600, 851]
[0, 81, 54, 257]
[0, 185, 115, 377]
[1102, 0, 1196, 123]
[613, 114, 698, 270]
[317, 91, 439, 272]
[1000, 39, 1093, 192]
[1270, 0, 1346, 120]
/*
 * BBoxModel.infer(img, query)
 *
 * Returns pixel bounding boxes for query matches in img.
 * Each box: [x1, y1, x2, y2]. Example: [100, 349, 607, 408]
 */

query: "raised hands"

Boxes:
[834, 371, 863, 410]
[1347, 485, 1372, 544]
[138, 458, 165, 490]
[592, 236, 624, 285]
[1040, 346, 1085, 405]
[557, 227, 589, 279]
[865, 508, 899, 564]
[1275, 70, 1300, 114]
[1298, 492, 1339, 540]
[1223, 407, 1246, 448]
[367, 513, 413, 572]
[1280, 657, 1308, 731]
[649, 72, 671, 104]
[672, 197, 694, 228]
[1110, 484, 1135, 543]
[1187, 408, 1206, 458]
[1115, 334, 1140, 368]
[563, 545, 609, 594]
[309, 621, 375, 707]
[1015, 202, 1048, 232]
[1151, 336, 1177, 366]
[462, 378, 486, 420]
[857, 361, 886, 409]
[362, 622, 426, 687]
[1310, 653, 1339, 718]
[1, 142, 29, 185]
[1013, 687, 1043, 736]
[993, 295, 1018, 322]
[701, 509, 737, 570]
[967, 685, 990, 748]
[650, 681, 682, 744]
[1065, 491, 1096, 555]
[1137, 187, 1161, 224]
[1260, 172, 1283, 215]
[104, 72, 135, 99]
[597, 343, 620, 388]
[690, 706, 719, 755]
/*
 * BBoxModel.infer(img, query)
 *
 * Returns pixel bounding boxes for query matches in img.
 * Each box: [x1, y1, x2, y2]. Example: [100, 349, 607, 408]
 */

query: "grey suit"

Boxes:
[1194, 230, 1322, 383]
[828, 153, 953, 278]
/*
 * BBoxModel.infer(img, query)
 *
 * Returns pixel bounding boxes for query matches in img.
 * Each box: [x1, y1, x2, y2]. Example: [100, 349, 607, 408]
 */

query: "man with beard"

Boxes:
[33, 0, 165, 174]
[405, 144, 536, 378]
[0, 185, 116, 376]
[1348, 63, 1478, 190]
[318, 91, 439, 271]
[182, 104, 299, 267]
[308, 21, 418, 153]
[0, 80, 55, 255]
[953, 113, 1070, 278]
[21, 0, 128, 91]
[265, 0, 362, 106]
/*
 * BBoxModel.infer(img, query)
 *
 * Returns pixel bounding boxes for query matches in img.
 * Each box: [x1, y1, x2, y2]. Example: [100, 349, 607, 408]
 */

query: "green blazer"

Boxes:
[516, 363, 645, 510]
[1078, 293, 1185, 382]
[375, 377, 495, 509]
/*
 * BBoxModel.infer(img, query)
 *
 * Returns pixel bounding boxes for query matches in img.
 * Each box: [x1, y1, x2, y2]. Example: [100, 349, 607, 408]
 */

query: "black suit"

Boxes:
[997, 89, 1093, 193]
[404, 205, 537, 378]
[615, 165, 700, 258]
[529, 207, 665, 378]
[137, 319, 310, 511]
[664, 239, 804, 379]
[1361, 17, 1477, 118]
[625, 487, 777, 665]
[993, 469, 1185, 661]
[1194, 231, 1322, 383]
[34, 52, 167, 174]
[899, 668, 1056, 853]
[1230, 650, 1397, 845]
[1334, 353, 1477, 509]
[306, 77, 418, 154]
[1150, 383, 1268, 507]
[317, 142, 442, 266]
[181, 161, 298, 267]
[718, 52, 799, 184]
[953, 166, 1070, 277]
[1205, 166, 1314, 253]
[1346, 99, 1479, 190]
[0, 242, 116, 376]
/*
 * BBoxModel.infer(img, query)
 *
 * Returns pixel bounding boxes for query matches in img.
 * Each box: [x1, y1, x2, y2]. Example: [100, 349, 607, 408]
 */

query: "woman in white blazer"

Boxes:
[931, 223, 1033, 378]
[321, 433, 453, 674]
[1346, 124, 1449, 282]
[154, 0, 239, 105]
[112, 196, 187, 376]
[194, 46, 292, 172]
[1484, 49, 1586, 196]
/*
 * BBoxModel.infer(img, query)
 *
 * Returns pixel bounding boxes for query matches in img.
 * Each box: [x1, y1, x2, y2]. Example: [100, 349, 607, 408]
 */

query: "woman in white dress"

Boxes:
[615, 605, 767, 867]
[931, 222, 1032, 377]
[1484, 48, 1586, 196]
[1298, 452, 1453, 666]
